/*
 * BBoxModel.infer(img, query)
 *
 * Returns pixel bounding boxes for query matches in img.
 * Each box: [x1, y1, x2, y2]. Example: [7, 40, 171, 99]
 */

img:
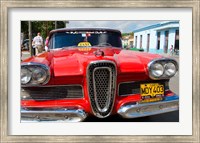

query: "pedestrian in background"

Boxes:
[32, 39, 36, 55]
[170, 45, 174, 56]
[32, 32, 43, 55]
[45, 36, 49, 52]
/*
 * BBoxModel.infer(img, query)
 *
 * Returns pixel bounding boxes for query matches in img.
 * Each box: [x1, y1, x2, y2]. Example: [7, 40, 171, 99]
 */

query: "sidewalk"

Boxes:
[21, 51, 31, 61]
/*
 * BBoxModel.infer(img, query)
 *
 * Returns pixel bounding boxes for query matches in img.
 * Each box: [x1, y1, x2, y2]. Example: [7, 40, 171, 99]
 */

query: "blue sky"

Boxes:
[67, 20, 164, 33]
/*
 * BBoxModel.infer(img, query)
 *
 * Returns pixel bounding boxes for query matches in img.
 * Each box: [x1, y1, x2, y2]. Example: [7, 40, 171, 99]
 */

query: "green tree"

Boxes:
[21, 21, 29, 39]
[122, 32, 134, 37]
[21, 21, 66, 40]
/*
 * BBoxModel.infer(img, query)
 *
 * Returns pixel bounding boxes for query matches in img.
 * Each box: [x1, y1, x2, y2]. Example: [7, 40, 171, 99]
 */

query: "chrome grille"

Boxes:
[87, 61, 116, 118]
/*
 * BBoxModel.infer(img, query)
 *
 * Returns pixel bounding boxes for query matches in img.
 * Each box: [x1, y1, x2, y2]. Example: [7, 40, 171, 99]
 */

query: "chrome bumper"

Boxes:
[21, 108, 87, 122]
[117, 96, 179, 118]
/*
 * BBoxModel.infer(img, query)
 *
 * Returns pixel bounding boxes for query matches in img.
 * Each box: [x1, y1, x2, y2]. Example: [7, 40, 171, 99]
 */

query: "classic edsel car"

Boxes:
[21, 28, 179, 122]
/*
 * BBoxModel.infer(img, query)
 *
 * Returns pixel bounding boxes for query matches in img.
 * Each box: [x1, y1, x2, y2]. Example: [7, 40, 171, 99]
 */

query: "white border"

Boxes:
[8, 8, 192, 135]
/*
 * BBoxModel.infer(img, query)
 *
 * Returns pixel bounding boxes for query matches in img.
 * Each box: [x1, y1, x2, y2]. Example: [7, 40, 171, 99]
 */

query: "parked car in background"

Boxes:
[21, 39, 30, 50]
[21, 28, 179, 122]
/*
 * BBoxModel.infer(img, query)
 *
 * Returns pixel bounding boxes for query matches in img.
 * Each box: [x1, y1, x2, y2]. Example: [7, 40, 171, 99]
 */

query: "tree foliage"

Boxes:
[122, 32, 134, 37]
[21, 21, 66, 40]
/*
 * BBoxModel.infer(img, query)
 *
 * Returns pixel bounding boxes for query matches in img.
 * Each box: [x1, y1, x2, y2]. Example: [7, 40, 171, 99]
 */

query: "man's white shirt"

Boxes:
[33, 36, 43, 46]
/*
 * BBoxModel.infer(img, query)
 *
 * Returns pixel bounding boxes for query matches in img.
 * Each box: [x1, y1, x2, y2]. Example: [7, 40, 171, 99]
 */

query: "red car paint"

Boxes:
[21, 28, 178, 120]
[21, 46, 168, 115]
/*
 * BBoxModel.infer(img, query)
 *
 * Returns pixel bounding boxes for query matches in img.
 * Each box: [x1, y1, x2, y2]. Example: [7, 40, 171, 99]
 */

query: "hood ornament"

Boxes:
[94, 49, 104, 57]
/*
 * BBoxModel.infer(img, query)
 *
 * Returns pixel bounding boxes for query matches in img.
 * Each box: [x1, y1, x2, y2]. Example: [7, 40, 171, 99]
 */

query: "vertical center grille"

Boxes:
[87, 61, 116, 118]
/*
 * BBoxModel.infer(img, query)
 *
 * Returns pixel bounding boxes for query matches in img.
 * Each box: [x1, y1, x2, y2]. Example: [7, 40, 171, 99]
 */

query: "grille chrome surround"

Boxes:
[87, 61, 116, 118]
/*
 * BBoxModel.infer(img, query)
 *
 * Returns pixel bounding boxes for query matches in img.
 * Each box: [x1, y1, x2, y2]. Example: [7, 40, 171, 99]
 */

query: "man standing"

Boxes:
[170, 45, 174, 56]
[32, 32, 43, 55]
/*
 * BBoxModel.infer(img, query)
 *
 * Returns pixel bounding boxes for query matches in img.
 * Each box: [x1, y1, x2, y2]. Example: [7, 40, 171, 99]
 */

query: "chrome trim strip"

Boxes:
[148, 58, 178, 80]
[93, 67, 112, 113]
[86, 60, 117, 118]
[117, 98, 179, 118]
[21, 62, 51, 87]
[21, 108, 87, 122]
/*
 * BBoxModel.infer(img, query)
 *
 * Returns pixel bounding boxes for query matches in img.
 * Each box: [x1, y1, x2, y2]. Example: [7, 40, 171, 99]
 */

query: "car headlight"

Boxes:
[164, 62, 177, 77]
[148, 58, 178, 80]
[150, 63, 164, 78]
[32, 67, 48, 84]
[21, 67, 32, 84]
[21, 63, 50, 86]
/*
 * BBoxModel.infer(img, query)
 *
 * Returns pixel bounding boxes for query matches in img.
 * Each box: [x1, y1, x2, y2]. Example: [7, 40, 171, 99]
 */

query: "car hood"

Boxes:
[51, 47, 162, 77]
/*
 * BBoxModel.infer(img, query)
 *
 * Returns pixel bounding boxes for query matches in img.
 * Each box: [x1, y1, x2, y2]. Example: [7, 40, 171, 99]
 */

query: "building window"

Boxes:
[140, 35, 142, 49]
[157, 32, 160, 37]
[147, 34, 150, 52]
[165, 31, 169, 37]
[130, 41, 133, 48]
[164, 31, 169, 53]
[157, 32, 160, 50]
[176, 30, 179, 36]
[175, 30, 179, 53]
[175, 30, 179, 40]
[135, 36, 137, 48]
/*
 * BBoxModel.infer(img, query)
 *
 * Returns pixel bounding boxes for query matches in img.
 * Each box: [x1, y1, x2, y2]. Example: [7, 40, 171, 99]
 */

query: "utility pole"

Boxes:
[28, 21, 33, 56]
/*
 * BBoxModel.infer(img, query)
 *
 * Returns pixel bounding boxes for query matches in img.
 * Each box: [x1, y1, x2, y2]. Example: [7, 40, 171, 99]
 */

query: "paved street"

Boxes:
[169, 58, 179, 95]
[162, 54, 179, 95]
[21, 51, 31, 60]
[21, 51, 179, 122]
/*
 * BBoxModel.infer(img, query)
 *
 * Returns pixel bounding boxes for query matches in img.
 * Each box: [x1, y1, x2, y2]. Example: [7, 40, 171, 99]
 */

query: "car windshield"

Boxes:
[50, 30, 122, 49]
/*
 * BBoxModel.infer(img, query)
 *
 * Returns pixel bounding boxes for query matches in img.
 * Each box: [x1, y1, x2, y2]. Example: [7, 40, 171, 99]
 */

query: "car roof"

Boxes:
[49, 28, 122, 37]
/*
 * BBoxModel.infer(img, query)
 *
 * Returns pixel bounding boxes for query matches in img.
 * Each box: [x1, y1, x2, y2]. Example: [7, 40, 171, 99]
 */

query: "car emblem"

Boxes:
[94, 49, 104, 57]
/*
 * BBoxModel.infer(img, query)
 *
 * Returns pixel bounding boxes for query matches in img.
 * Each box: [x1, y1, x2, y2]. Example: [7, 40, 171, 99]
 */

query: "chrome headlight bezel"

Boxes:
[150, 63, 164, 78]
[21, 62, 50, 86]
[148, 58, 178, 80]
[21, 67, 32, 84]
[164, 62, 177, 77]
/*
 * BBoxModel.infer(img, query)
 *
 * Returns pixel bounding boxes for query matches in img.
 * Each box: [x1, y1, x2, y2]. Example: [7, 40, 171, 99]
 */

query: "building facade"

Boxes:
[122, 35, 134, 49]
[133, 21, 179, 54]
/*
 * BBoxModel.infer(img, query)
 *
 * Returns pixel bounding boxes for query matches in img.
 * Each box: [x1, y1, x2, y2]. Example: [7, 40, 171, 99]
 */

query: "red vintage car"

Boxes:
[21, 28, 179, 122]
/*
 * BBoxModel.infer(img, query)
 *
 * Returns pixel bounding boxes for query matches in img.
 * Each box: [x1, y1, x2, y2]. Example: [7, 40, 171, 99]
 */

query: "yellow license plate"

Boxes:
[140, 83, 164, 98]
